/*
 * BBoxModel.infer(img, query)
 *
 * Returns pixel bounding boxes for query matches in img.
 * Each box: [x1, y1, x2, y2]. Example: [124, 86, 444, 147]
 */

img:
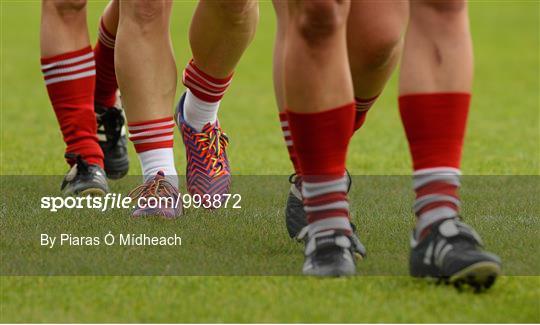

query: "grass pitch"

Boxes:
[1, 1, 539, 323]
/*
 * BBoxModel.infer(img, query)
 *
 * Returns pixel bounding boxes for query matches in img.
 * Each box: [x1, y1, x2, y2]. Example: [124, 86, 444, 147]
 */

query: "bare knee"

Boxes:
[295, 0, 348, 46]
[360, 30, 403, 70]
[45, 0, 87, 21]
[365, 38, 402, 70]
[52, 0, 86, 12]
[122, 0, 171, 33]
[413, 0, 467, 24]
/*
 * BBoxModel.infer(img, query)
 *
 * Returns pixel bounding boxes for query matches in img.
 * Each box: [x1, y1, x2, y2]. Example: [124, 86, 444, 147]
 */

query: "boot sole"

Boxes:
[79, 188, 107, 197]
[304, 266, 356, 277]
[303, 259, 357, 277]
[448, 261, 501, 292]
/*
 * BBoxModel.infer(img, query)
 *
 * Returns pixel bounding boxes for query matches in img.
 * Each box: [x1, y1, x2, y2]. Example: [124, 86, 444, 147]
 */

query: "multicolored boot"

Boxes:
[128, 171, 182, 218]
[175, 93, 231, 200]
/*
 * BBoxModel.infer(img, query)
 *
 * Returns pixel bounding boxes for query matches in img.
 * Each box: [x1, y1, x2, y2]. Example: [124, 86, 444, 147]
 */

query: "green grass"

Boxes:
[1, 1, 539, 323]
[3, 276, 539, 323]
[2, 176, 539, 276]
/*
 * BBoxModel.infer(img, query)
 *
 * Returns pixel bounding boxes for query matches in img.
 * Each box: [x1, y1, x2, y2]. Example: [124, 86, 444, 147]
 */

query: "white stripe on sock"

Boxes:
[183, 79, 227, 97]
[43, 61, 95, 77]
[185, 64, 232, 88]
[413, 167, 461, 177]
[414, 194, 461, 214]
[98, 26, 115, 48]
[44, 70, 95, 85]
[129, 128, 174, 139]
[413, 175, 461, 190]
[128, 121, 175, 132]
[41, 52, 94, 70]
[302, 176, 348, 199]
[305, 200, 349, 213]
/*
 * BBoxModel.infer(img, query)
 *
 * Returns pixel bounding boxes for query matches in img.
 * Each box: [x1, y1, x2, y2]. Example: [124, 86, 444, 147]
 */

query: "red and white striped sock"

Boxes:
[128, 117, 178, 187]
[399, 93, 470, 239]
[279, 112, 301, 175]
[353, 95, 378, 131]
[94, 19, 118, 108]
[41, 46, 103, 168]
[182, 59, 233, 131]
[287, 103, 355, 236]
[413, 167, 461, 238]
[302, 175, 351, 237]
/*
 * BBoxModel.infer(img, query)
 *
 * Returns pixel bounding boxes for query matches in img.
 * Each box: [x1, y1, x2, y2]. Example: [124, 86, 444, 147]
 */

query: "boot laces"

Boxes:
[128, 177, 177, 201]
[192, 126, 229, 177]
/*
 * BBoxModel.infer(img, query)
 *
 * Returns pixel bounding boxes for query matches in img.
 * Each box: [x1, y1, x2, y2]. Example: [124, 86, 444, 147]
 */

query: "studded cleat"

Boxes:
[61, 153, 109, 196]
[410, 217, 501, 292]
[301, 229, 366, 277]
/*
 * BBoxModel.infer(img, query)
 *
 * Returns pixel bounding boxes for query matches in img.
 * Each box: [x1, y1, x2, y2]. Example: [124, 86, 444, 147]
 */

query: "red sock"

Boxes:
[279, 112, 301, 175]
[353, 95, 379, 131]
[94, 19, 117, 107]
[399, 93, 470, 170]
[182, 59, 233, 103]
[287, 103, 355, 235]
[399, 93, 470, 238]
[41, 46, 103, 168]
[127, 117, 175, 153]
